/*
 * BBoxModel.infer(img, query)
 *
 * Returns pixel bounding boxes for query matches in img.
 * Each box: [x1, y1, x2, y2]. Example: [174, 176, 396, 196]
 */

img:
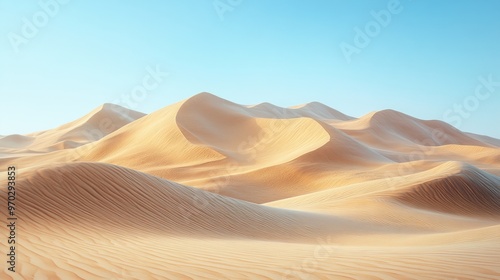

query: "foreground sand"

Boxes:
[1, 93, 499, 279]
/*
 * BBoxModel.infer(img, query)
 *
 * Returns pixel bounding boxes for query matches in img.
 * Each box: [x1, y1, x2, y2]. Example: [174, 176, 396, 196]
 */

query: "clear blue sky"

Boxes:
[1, 0, 499, 138]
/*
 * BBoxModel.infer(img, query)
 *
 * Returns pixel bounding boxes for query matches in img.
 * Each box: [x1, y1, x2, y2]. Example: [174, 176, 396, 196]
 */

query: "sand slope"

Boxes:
[1, 92, 500, 279]
[0, 104, 144, 155]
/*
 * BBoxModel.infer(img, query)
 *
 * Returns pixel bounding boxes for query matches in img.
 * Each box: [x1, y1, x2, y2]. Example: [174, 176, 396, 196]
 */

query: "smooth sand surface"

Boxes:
[1, 92, 499, 279]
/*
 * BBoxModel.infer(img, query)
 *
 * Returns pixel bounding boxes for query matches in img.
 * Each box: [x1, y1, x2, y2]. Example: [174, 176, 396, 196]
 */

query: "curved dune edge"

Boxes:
[391, 163, 500, 218]
[6, 162, 457, 241]
[267, 162, 500, 217]
[5, 162, 365, 241]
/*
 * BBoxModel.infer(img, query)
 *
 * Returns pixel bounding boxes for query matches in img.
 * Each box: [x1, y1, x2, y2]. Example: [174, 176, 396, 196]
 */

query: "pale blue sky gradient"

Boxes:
[1, 0, 499, 138]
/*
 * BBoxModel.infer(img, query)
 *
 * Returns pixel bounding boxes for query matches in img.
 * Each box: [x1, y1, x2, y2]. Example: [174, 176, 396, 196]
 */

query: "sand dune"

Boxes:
[0, 104, 144, 155]
[11, 162, 347, 241]
[289, 102, 355, 121]
[0, 134, 35, 149]
[392, 162, 500, 218]
[333, 109, 491, 150]
[1, 92, 500, 279]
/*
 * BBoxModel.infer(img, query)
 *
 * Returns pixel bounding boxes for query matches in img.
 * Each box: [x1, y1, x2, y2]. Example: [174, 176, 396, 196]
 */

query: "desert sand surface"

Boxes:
[1, 92, 499, 279]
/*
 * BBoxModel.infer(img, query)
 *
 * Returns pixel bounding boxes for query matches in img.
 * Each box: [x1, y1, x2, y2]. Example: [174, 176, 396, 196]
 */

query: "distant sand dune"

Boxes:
[0, 104, 144, 155]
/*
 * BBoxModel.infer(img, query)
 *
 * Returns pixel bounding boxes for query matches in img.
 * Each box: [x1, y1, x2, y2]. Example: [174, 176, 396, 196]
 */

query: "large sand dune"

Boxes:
[1, 93, 499, 279]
